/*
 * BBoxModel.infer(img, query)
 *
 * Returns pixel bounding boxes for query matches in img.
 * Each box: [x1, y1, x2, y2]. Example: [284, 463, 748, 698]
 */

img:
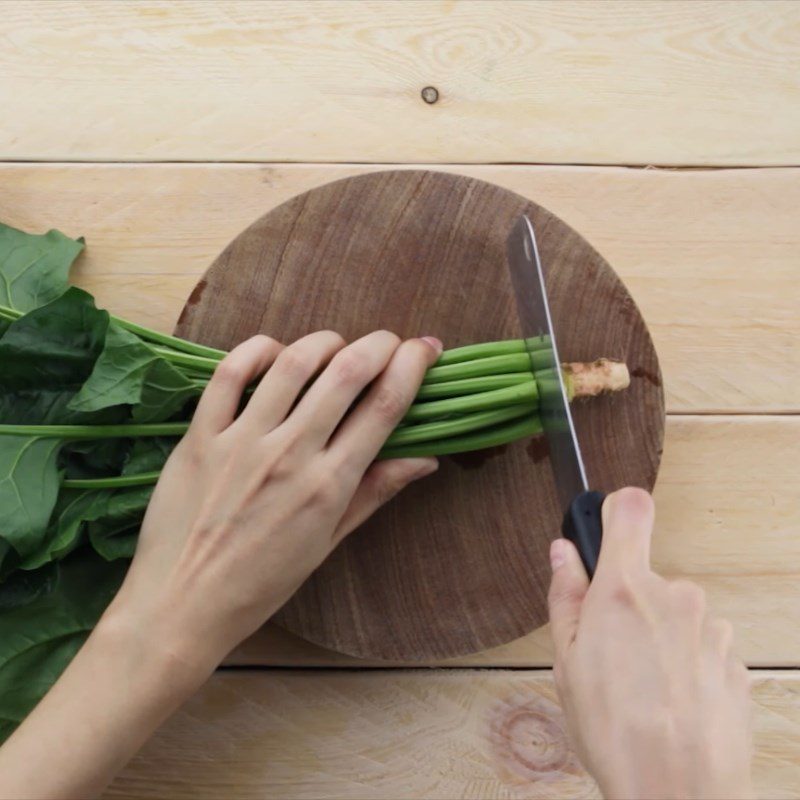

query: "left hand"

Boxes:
[0, 330, 443, 800]
[111, 329, 442, 676]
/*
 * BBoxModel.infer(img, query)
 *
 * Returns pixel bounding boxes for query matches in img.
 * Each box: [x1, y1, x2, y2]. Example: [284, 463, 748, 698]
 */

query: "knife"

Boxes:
[506, 215, 604, 578]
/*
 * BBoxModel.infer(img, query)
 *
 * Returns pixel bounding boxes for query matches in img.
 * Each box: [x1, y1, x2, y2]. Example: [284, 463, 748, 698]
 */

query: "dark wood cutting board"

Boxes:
[175, 170, 665, 661]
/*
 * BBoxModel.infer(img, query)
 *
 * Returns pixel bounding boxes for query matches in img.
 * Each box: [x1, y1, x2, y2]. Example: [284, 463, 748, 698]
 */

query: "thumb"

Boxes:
[548, 538, 589, 660]
[332, 457, 438, 545]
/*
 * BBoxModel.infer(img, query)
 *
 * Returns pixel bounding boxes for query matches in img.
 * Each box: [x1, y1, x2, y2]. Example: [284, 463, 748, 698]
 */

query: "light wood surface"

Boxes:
[176, 168, 663, 660]
[104, 670, 800, 800]
[3, 1, 799, 790]
[2, 1, 799, 165]
[1, 163, 797, 414]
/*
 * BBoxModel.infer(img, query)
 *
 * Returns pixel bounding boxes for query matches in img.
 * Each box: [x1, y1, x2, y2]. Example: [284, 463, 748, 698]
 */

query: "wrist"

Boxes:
[95, 587, 217, 705]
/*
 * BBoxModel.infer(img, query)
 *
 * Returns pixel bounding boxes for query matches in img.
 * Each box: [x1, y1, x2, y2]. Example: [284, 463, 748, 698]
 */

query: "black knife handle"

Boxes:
[562, 490, 605, 579]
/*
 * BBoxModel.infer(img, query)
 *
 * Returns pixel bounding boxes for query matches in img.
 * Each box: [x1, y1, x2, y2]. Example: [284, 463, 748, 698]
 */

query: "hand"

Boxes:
[109, 329, 442, 678]
[0, 330, 443, 800]
[547, 488, 753, 800]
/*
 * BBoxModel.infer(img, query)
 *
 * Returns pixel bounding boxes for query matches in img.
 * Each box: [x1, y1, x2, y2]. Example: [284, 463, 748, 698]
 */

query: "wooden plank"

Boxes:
[1, 165, 796, 664]
[0, 163, 797, 413]
[104, 670, 800, 799]
[230, 416, 800, 668]
[1, 1, 798, 165]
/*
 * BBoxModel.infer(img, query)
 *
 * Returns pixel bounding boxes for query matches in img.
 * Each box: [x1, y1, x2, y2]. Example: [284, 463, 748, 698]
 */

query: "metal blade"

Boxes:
[506, 215, 589, 512]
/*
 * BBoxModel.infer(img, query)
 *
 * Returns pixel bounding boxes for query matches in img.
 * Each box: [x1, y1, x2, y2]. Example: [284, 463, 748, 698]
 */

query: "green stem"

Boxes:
[384, 405, 533, 447]
[114, 319, 225, 360]
[0, 304, 21, 321]
[151, 347, 220, 374]
[434, 339, 526, 366]
[414, 373, 532, 400]
[423, 353, 532, 384]
[56, 410, 541, 486]
[0, 423, 189, 439]
[62, 472, 161, 489]
[0, 303, 225, 360]
[404, 382, 537, 422]
[379, 414, 543, 460]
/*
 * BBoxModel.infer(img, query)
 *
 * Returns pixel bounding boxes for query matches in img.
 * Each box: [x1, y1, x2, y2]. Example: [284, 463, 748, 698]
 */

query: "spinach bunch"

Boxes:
[0, 223, 203, 741]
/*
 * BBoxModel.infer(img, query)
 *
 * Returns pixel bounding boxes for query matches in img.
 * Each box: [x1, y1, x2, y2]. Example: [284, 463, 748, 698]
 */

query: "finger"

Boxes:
[594, 487, 655, 579]
[241, 330, 346, 432]
[288, 330, 403, 446]
[332, 457, 438, 545]
[191, 335, 283, 435]
[328, 337, 442, 473]
[704, 617, 735, 659]
[548, 538, 589, 662]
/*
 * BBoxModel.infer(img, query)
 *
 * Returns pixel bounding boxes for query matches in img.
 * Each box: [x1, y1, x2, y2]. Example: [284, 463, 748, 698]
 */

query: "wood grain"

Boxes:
[2, 1, 799, 165]
[104, 670, 800, 800]
[174, 169, 663, 660]
[0, 163, 796, 413]
[1, 165, 797, 664]
[227, 416, 800, 668]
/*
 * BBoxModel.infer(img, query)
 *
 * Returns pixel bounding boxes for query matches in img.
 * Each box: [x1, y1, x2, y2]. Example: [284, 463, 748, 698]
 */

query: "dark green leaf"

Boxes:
[0, 288, 125, 426]
[0, 549, 127, 742]
[0, 435, 63, 562]
[0, 287, 108, 387]
[0, 563, 58, 612]
[0, 541, 18, 582]
[132, 358, 199, 423]
[19, 488, 112, 571]
[0, 223, 83, 312]
[69, 323, 199, 422]
[89, 523, 139, 561]
[59, 439, 132, 481]
[122, 437, 175, 476]
[87, 487, 152, 561]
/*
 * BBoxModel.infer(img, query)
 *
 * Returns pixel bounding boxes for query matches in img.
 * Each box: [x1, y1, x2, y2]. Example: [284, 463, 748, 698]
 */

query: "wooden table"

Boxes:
[2, 2, 798, 797]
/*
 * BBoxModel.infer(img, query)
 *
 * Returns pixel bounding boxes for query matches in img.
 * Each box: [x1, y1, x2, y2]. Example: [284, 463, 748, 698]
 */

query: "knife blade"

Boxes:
[505, 214, 604, 577]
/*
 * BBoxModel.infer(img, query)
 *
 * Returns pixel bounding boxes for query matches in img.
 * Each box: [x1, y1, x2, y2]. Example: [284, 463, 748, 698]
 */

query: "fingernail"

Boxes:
[421, 336, 443, 355]
[550, 539, 566, 571]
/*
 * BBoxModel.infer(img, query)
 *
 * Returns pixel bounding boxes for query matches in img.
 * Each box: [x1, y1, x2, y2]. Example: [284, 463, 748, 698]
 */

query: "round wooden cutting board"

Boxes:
[175, 170, 665, 661]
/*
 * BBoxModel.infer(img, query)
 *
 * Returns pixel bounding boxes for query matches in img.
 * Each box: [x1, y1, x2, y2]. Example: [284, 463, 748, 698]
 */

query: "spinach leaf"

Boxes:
[0, 287, 108, 387]
[83, 440, 175, 561]
[0, 563, 58, 612]
[0, 223, 83, 312]
[0, 549, 127, 742]
[59, 439, 132, 481]
[69, 323, 199, 423]
[14, 439, 170, 573]
[19, 489, 112, 572]
[90, 523, 141, 561]
[132, 358, 199, 423]
[123, 437, 175, 475]
[0, 435, 63, 564]
[0, 288, 124, 426]
[0, 541, 18, 581]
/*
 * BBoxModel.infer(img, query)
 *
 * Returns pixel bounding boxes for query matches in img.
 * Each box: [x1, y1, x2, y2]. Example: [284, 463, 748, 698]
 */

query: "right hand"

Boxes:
[548, 488, 753, 800]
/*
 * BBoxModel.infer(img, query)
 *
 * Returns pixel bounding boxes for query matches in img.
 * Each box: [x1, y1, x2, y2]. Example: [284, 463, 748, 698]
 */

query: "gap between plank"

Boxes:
[1, 159, 798, 171]
[215, 664, 800, 673]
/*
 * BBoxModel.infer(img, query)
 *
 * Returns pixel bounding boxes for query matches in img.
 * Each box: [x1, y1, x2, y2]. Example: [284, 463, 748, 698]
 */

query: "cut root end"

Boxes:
[563, 359, 630, 399]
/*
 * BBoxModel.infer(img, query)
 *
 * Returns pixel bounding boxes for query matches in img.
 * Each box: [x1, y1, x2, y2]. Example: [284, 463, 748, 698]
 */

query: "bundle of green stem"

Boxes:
[0, 300, 630, 491]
